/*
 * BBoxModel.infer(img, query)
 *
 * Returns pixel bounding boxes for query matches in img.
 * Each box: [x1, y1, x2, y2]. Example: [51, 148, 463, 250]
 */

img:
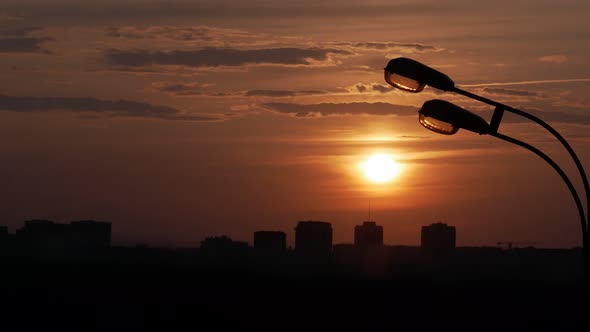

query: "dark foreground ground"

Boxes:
[2, 262, 589, 331]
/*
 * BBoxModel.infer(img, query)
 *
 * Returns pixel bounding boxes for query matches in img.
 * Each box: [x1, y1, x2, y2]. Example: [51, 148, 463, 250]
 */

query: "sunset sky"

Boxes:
[1, 0, 589, 248]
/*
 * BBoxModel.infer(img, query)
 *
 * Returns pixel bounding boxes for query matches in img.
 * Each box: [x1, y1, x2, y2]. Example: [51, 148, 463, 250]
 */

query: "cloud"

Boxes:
[0, 2, 462, 23]
[151, 85, 330, 98]
[0, 26, 52, 53]
[346, 83, 395, 94]
[0, 37, 53, 53]
[462, 78, 590, 88]
[245, 89, 329, 97]
[371, 84, 393, 93]
[152, 82, 213, 96]
[499, 108, 590, 125]
[106, 26, 257, 42]
[0, 95, 218, 121]
[107, 26, 211, 41]
[262, 101, 590, 124]
[354, 84, 367, 93]
[481, 87, 537, 97]
[539, 55, 568, 64]
[327, 41, 442, 53]
[0, 26, 40, 37]
[262, 102, 417, 117]
[106, 47, 350, 68]
[0, 12, 22, 23]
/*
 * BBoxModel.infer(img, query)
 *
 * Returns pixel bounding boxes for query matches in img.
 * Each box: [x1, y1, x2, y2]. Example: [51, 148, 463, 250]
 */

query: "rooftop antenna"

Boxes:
[368, 198, 371, 221]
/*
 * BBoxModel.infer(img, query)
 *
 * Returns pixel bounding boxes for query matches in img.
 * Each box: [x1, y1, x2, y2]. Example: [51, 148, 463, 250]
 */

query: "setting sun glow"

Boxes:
[361, 154, 402, 184]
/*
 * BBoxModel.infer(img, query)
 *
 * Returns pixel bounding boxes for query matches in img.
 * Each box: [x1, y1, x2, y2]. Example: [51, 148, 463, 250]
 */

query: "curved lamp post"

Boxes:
[385, 58, 589, 274]
[419, 100, 585, 246]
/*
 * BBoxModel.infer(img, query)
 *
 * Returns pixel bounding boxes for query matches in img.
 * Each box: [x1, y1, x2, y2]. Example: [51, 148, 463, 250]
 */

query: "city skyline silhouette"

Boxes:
[1, 217, 583, 282]
[1, 1, 590, 250]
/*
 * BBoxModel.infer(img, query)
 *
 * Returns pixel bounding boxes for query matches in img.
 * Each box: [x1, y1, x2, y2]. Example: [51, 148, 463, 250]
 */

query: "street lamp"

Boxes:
[418, 99, 490, 135]
[384, 57, 455, 93]
[385, 57, 589, 275]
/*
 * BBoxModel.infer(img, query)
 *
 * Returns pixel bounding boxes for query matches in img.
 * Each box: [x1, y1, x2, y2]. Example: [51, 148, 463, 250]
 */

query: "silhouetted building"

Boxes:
[0, 225, 11, 253]
[16, 219, 68, 246]
[295, 221, 332, 258]
[199, 235, 250, 262]
[70, 220, 111, 248]
[16, 219, 58, 235]
[421, 222, 456, 254]
[354, 221, 383, 247]
[333, 243, 362, 265]
[254, 231, 286, 255]
[14, 219, 111, 261]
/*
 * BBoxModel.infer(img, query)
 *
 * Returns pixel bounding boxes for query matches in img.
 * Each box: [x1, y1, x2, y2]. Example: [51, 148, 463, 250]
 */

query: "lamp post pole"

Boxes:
[454, 87, 590, 268]
[453, 86, 590, 222]
[385, 57, 589, 277]
[489, 131, 588, 276]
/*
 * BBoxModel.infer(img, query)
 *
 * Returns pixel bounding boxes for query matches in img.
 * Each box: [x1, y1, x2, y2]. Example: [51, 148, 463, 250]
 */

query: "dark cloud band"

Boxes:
[0, 95, 217, 121]
[327, 41, 440, 52]
[0, 37, 52, 53]
[106, 47, 350, 68]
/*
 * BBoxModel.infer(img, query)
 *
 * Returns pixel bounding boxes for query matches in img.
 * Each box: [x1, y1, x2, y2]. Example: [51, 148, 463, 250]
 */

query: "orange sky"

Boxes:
[1, 0, 589, 248]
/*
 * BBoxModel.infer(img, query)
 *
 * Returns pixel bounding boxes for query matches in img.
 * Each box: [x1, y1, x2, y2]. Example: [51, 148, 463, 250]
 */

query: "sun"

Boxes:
[361, 153, 402, 184]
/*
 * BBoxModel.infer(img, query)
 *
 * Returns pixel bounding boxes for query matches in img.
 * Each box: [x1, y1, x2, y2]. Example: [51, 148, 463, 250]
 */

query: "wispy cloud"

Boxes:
[539, 55, 568, 64]
[152, 85, 331, 98]
[107, 26, 212, 41]
[499, 108, 590, 125]
[480, 87, 537, 97]
[246, 90, 329, 97]
[0, 26, 39, 37]
[0, 12, 22, 23]
[462, 78, 590, 88]
[0, 94, 218, 121]
[0, 2, 461, 23]
[105, 25, 261, 44]
[262, 102, 417, 117]
[257, 99, 590, 125]
[189, 82, 396, 99]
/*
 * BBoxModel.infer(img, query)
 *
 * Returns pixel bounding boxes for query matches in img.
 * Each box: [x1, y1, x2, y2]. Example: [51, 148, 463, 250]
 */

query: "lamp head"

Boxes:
[384, 57, 455, 92]
[418, 99, 491, 135]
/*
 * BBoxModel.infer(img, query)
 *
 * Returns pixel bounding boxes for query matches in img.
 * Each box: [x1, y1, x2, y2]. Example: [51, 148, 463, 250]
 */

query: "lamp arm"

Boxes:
[490, 132, 587, 243]
[454, 86, 590, 232]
